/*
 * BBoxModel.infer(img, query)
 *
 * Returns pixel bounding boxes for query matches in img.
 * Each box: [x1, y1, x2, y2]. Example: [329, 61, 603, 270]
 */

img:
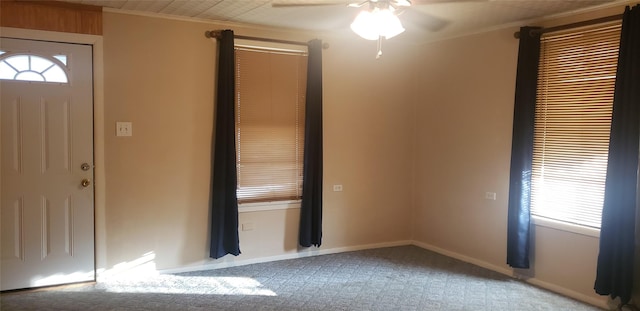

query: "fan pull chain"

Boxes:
[376, 36, 383, 59]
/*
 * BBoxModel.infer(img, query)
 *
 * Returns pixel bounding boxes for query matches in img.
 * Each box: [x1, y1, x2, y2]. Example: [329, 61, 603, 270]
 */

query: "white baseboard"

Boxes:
[411, 241, 514, 276]
[158, 240, 412, 275]
[523, 276, 609, 309]
[411, 241, 609, 310]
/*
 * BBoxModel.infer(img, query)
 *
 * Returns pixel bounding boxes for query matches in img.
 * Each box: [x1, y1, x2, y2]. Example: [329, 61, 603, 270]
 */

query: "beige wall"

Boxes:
[2, 0, 634, 307]
[410, 3, 633, 307]
[411, 27, 517, 269]
[13, 1, 625, 307]
[101, 12, 414, 272]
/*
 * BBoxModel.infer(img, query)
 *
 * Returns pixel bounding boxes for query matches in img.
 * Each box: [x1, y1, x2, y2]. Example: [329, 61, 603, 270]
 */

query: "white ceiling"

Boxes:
[62, 0, 627, 40]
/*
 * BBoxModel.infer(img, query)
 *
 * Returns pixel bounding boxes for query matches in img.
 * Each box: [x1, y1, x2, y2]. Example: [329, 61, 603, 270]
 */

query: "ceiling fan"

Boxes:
[271, 0, 471, 58]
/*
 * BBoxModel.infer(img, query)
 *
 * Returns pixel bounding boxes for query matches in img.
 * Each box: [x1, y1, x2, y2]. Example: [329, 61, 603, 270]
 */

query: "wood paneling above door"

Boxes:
[1, 0, 102, 35]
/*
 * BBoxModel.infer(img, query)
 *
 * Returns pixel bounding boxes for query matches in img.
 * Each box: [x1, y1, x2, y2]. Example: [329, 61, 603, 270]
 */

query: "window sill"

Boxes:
[531, 216, 600, 238]
[238, 200, 301, 213]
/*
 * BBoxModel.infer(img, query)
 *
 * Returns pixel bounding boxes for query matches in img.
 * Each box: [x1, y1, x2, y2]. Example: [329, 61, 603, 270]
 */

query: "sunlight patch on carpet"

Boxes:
[99, 275, 277, 296]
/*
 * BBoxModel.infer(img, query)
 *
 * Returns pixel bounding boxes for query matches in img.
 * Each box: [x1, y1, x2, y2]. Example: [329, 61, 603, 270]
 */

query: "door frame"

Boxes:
[0, 26, 106, 281]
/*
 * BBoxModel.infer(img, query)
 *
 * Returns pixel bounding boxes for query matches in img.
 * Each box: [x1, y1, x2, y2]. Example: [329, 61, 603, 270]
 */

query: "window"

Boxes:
[0, 52, 69, 83]
[235, 47, 307, 204]
[531, 23, 621, 229]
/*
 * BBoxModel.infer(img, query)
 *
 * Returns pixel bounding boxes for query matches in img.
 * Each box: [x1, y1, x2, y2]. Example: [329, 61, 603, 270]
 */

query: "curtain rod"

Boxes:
[205, 30, 329, 49]
[513, 14, 622, 38]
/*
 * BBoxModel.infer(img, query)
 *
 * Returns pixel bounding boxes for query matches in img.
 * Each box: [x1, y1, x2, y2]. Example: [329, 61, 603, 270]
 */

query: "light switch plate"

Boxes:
[485, 192, 497, 200]
[116, 122, 132, 137]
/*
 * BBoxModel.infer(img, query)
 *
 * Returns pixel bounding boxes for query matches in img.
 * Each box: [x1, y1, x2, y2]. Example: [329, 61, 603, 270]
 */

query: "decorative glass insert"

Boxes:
[53, 55, 67, 66]
[0, 53, 68, 83]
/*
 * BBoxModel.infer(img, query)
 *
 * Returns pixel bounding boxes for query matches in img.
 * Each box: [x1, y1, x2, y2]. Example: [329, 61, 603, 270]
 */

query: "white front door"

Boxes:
[0, 38, 95, 290]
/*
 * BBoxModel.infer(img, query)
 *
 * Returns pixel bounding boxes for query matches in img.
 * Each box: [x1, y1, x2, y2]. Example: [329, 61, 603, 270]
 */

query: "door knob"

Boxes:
[81, 179, 91, 187]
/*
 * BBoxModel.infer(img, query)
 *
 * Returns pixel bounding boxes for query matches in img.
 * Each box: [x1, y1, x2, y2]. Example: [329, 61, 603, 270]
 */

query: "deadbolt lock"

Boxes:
[81, 163, 91, 171]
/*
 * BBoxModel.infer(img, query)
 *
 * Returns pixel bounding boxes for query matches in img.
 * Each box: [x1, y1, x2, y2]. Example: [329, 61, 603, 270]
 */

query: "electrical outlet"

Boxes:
[333, 185, 343, 192]
[116, 122, 132, 137]
[242, 223, 254, 231]
[485, 192, 497, 200]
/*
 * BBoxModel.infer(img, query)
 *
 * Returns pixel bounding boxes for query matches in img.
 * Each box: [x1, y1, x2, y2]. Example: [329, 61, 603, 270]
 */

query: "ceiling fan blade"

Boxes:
[272, 0, 354, 7]
[411, 0, 490, 4]
[401, 8, 450, 32]
[272, 0, 489, 8]
[271, 0, 457, 33]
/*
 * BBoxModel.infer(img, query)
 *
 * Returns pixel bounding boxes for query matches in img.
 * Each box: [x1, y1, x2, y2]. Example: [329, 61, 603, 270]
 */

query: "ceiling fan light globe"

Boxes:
[350, 10, 380, 40]
[377, 9, 405, 39]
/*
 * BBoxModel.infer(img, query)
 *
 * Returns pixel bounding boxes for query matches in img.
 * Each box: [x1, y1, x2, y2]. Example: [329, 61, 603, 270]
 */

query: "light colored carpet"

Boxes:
[0, 246, 603, 311]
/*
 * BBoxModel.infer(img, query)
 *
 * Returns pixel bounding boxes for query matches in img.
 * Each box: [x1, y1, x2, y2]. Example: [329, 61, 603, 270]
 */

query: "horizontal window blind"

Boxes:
[531, 23, 621, 229]
[235, 48, 307, 203]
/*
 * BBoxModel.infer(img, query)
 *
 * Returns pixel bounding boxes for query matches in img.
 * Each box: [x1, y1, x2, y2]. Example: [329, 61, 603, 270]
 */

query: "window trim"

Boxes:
[0, 52, 70, 83]
[531, 215, 600, 238]
[235, 39, 307, 55]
